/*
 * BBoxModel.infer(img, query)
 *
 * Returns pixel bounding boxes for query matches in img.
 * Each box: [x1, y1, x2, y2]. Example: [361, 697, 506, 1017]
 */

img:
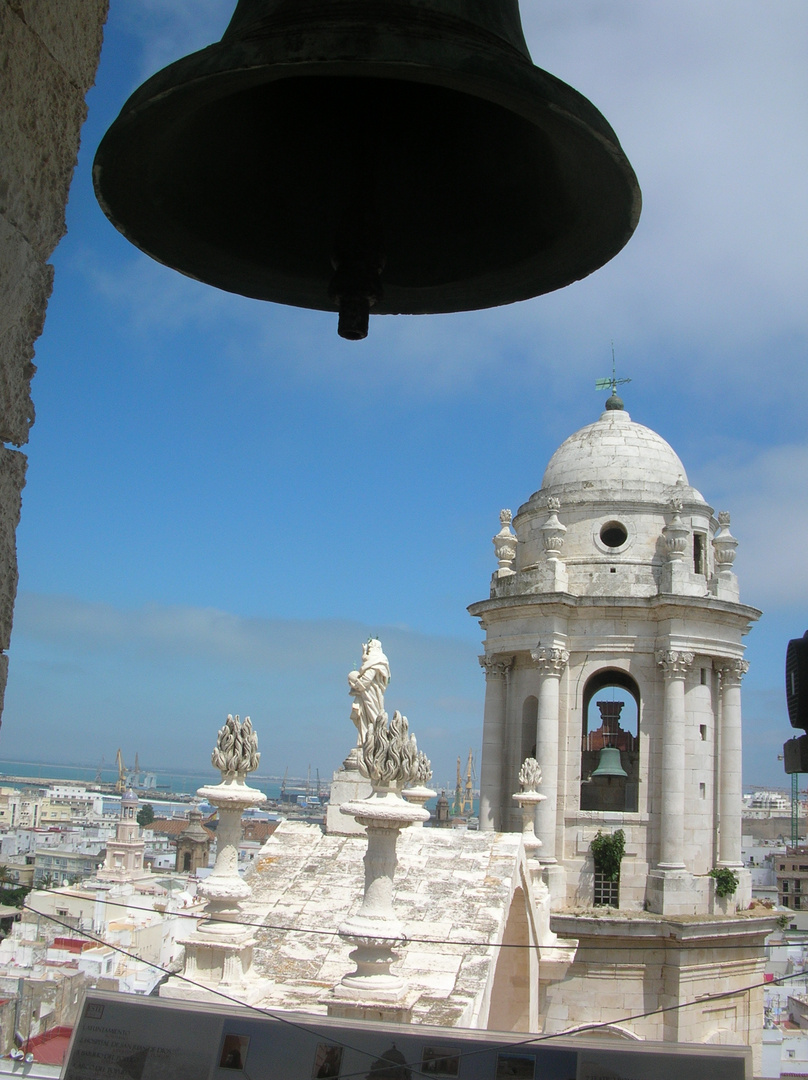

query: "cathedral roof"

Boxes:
[539, 403, 705, 505]
[246, 821, 524, 1024]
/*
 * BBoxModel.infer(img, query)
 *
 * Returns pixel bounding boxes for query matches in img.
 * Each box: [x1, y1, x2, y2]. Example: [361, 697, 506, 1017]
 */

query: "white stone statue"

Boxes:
[348, 638, 391, 746]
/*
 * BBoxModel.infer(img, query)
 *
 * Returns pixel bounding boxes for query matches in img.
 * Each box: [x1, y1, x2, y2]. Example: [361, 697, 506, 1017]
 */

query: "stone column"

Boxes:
[716, 659, 748, 868]
[656, 650, 694, 870]
[479, 655, 513, 832]
[530, 646, 568, 863]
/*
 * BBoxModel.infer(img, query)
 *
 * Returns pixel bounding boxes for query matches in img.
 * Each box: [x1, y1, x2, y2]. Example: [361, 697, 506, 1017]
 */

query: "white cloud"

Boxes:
[694, 443, 808, 609]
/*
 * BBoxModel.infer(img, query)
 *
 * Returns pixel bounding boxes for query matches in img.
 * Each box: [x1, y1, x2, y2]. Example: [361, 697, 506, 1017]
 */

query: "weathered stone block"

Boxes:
[0, 653, 9, 730]
[0, 216, 48, 445]
[0, 4, 91, 256]
[11, 0, 108, 90]
[0, 446, 26, 652]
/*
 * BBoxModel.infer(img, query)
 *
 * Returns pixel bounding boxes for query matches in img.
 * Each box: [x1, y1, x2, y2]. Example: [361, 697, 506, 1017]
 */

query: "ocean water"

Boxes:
[0, 758, 306, 802]
[0, 759, 477, 817]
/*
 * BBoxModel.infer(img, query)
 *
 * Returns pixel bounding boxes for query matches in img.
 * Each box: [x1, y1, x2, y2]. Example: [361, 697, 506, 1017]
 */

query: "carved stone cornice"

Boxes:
[479, 654, 514, 678]
[656, 649, 695, 678]
[716, 658, 749, 688]
[530, 646, 570, 676]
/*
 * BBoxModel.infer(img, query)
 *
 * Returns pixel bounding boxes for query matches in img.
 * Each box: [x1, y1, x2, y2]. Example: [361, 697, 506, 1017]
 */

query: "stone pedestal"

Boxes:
[645, 868, 704, 916]
[541, 862, 568, 910]
[402, 785, 435, 827]
[513, 789, 545, 862]
[162, 763, 266, 1003]
[324, 786, 428, 1017]
[326, 763, 371, 835]
[324, 988, 421, 1024]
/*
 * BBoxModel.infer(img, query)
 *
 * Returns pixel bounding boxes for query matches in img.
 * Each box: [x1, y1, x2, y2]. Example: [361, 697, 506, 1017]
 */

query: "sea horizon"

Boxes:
[0, 756, 320, 801]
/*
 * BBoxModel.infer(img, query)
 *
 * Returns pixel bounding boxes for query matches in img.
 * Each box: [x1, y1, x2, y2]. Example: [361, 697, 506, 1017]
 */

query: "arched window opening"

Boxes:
[521, 696, 538, 764]
[183, 851, 191, 872]
[580, 670, 640, 813]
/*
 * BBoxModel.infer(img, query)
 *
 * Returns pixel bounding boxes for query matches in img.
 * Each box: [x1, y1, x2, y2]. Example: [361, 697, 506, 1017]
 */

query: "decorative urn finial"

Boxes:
[493, 509, 518, 576]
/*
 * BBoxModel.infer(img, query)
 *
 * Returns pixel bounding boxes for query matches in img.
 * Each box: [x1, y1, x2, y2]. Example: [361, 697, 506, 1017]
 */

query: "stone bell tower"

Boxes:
[469, 394, 759, 916]
[469, 395, 777, 1067]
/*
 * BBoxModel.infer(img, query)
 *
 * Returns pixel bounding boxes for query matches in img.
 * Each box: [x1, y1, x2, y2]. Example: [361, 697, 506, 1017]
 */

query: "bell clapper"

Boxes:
[329, 203, 386, 341]
[329, 249, 385, 341]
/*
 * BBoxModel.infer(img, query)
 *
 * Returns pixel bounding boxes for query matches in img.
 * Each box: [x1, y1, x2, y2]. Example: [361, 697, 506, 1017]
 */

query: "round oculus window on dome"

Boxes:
[600, 521, 628, 548]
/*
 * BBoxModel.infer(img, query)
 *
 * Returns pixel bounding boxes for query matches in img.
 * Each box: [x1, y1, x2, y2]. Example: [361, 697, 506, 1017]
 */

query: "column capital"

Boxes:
[656, 649, 695, 678]
[716, 658, 749, 688]
[530, 646, 569, 676]
[479, 654, 513, 678]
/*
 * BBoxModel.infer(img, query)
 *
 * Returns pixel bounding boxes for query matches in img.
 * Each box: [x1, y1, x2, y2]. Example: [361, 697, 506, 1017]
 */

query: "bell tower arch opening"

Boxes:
[521, 695, 538, 763]
[581, 669, 639, 813]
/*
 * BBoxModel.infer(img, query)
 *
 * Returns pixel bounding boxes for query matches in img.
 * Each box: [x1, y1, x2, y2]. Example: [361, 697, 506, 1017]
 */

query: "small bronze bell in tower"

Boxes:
[93, 0, 641, 340]
[591, 746, 628, 780]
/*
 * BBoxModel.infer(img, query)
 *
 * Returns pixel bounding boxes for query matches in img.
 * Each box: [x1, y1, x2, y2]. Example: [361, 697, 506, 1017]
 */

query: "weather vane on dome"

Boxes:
[595, 343, 631, 398]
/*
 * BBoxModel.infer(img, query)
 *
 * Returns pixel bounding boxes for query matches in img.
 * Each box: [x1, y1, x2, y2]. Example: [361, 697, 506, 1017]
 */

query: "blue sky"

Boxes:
[3, 2, 808, 790]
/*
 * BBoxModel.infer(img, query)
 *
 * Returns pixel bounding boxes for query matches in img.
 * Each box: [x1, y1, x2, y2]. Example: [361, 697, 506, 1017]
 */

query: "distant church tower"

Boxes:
[470, 395, 757, 916]
[176, 806, 211, 875]
[98, 789, 147, 882]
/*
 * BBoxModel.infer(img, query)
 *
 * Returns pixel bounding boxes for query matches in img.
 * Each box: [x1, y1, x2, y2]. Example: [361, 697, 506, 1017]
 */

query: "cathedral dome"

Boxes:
[540, 404, 703, 504]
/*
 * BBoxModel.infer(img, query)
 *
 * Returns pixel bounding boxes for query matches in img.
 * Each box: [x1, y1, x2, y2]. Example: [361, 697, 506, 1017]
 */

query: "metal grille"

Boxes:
[594, 872, 619, 908]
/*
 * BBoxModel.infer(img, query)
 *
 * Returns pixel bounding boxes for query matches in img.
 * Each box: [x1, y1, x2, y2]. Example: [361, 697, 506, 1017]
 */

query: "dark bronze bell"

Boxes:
[93, 0, 641, 340]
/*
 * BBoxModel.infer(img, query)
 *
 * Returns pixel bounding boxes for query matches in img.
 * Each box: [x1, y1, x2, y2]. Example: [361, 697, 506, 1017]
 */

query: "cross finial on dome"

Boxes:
[595, 343, 630, 410]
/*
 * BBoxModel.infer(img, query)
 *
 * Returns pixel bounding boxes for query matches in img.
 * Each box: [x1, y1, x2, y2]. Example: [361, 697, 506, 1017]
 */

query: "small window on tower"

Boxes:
[699, 724, 707, 741]
[694, 532, 706, 575]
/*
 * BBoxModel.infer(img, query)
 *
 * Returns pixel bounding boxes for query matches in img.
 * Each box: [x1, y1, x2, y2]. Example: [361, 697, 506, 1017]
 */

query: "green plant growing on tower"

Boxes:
[590, 829, 625, 881]
[709, 867, 738, 898]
